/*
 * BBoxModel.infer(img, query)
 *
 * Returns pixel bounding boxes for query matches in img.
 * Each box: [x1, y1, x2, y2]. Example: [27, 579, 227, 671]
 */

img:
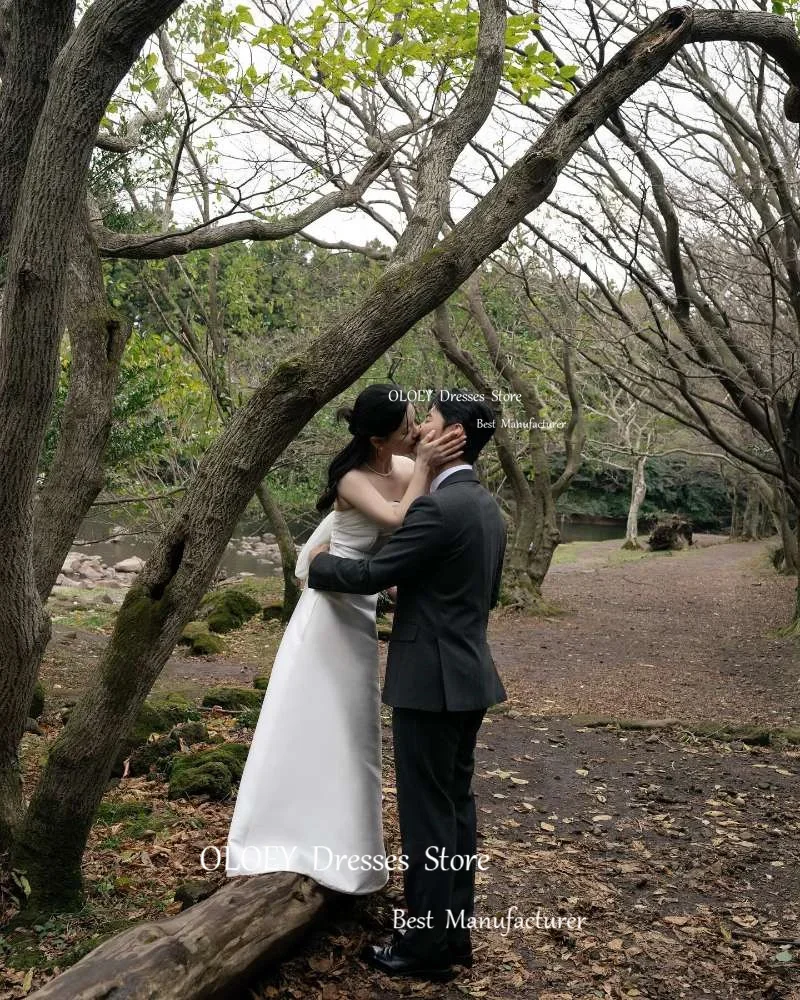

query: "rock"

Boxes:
[199, 588, 261, 634]
[28, 680, 45, 719]
[114, 556, 145, 574]
[168, 761, 232, 801]
[111, 700, 174, 777]
[261, 603, 283, 622]
[173, 877, 223, 911]
[128, 733, 181, 777]
[126, 719, 211, 778]
[173, 721, 210, 744]
[61, 551, 85, 575]
[167, 743, 250, 800]
[24, 717, 44, 736]
[171, 742, 250, 781]
[180, 620, 225, 656]
[149, 693, 199, 725]
[201, 687, 264, 712]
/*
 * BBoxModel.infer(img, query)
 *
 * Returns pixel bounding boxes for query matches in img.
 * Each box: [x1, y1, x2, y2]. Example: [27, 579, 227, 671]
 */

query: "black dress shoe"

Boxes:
[360, 942, 457, 981]
[449, 943, 473, 967]
[448, 934, 473, 967]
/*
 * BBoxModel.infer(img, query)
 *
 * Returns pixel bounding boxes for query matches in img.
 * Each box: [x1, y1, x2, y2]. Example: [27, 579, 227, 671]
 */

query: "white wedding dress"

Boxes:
[225, 504, 394, 894]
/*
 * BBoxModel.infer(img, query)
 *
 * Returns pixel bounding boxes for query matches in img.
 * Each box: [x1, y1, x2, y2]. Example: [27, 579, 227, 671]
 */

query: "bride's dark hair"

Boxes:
[316, 383, 409, 512]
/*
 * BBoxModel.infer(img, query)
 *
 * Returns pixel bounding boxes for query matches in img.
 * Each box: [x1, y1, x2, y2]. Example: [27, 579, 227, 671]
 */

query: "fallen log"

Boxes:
[29, 872, 333, 1000]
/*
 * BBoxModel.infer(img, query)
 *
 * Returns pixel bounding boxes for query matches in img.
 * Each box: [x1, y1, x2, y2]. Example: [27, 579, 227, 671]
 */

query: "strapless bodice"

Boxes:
[330, 505, 396, 560]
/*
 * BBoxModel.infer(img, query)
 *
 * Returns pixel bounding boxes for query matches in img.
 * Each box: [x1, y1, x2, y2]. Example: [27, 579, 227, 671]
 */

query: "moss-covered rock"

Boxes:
[127, 720, 210, 778]
[252, 675, 270, 691]
[128, 733, 180, 777]
[149, 692, 199, 724]
[167, 743, 249, 800]
[201, 686, 264, 712]
[168, 761, 232, 801]
[261, 603, 284, 622]
[172, 720, 209, 744]
[111, 700, 173, 777]
[170, 742, 250, 782]
[180, 620, 225, 655]
[28, 680, 45, 719]
[199, 588, 261, 633]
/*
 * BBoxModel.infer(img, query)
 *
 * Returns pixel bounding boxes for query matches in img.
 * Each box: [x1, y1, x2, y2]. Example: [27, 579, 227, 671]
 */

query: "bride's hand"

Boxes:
[415, 426, 467, 471]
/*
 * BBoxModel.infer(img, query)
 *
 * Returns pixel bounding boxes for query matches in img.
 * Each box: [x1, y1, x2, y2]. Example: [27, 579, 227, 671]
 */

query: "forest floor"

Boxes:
[2, 533, 799, 999]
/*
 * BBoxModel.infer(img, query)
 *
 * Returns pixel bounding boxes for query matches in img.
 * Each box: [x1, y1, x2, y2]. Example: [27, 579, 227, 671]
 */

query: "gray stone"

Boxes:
[114, 556, 145, 573]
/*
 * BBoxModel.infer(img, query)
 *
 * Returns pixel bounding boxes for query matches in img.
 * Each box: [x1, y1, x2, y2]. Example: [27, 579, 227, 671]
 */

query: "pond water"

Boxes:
[74, 511, 630, 579]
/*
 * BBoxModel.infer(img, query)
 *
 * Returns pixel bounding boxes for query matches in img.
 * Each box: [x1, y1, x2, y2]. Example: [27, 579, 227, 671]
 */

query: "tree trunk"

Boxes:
[27, 873, 331, 1000]
[0, 0, 190, 870]
[0, 1, 75, 250]
[255, 480, 301, 620]
[777, 516, 800, 638]
[770, 485, 798, 574]
[729, 485, 741, 538]
[525, 431, 562, 604]
[623, 455, 647, 550]
[741, 488, 761, 540]
[1, 213, 127, 854]
[33, 207, 130, 600]
[489, 426, 561, 613]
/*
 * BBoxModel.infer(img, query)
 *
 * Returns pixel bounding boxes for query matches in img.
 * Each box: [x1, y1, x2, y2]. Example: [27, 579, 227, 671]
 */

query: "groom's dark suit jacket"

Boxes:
[308, 468, 507, 712]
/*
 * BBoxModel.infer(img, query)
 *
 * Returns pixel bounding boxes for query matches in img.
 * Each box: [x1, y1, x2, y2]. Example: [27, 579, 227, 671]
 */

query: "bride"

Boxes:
[225, 383, 465, 892]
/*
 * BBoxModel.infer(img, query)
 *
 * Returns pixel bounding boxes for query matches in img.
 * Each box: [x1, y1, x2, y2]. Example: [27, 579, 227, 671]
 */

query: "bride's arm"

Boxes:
[335, 426, 465, 528]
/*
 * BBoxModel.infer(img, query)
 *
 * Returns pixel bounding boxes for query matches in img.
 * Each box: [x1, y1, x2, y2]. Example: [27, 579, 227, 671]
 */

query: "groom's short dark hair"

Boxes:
[431, 388, 497, 463]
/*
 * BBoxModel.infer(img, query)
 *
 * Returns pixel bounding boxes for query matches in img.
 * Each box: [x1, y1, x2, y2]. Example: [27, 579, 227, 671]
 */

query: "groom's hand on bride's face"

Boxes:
[309, 543, 330, 564]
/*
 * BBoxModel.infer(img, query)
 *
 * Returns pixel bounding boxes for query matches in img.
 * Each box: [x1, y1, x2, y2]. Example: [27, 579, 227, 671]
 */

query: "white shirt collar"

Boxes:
[430, 464, 473, 493]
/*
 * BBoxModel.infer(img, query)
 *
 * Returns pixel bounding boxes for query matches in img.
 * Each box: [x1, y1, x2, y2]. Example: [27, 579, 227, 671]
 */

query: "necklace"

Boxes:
[364, 461, 393, 477]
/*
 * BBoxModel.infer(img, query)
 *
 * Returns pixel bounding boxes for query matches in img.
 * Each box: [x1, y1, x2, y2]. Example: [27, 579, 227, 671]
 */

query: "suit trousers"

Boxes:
[391, 705, 486, 959]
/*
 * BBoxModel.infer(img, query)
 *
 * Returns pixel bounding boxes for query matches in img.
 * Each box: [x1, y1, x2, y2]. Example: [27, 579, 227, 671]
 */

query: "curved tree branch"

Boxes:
[95, 146, 392, 258]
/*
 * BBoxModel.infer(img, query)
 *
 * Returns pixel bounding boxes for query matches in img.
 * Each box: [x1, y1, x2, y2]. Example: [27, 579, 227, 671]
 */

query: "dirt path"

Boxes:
[492, 535, 799, 726]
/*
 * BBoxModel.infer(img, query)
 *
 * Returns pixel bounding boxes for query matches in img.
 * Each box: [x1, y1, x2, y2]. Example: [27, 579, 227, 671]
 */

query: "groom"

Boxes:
[308, 388, 508, 981]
